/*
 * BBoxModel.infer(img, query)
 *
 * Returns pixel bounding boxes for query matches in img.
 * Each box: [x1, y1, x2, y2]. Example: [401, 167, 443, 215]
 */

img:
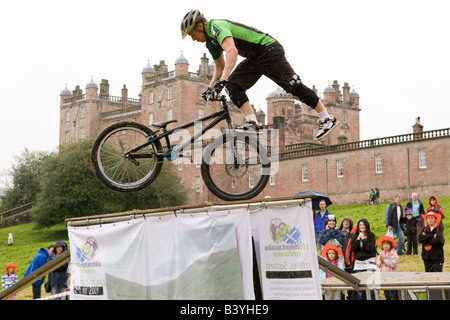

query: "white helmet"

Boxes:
[181, 9, 205, 39]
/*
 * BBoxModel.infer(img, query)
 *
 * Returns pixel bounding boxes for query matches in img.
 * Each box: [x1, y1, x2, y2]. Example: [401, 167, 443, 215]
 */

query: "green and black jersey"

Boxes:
[205, 20, 277, 60]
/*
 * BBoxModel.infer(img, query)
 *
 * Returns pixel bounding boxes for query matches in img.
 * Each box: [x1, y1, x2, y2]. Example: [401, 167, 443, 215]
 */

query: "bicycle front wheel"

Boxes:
[91, 122, 163, 192]
[201, 132, 271, 201]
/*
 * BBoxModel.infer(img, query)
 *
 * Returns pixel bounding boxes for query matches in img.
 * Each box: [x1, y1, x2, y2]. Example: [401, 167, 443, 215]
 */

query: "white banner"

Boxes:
[250, 203, 322, 300]
[68, 208, 254, 300]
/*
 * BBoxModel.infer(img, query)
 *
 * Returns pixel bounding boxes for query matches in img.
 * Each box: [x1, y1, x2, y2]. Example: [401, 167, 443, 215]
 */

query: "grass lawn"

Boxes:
[0, 196, 448, 299]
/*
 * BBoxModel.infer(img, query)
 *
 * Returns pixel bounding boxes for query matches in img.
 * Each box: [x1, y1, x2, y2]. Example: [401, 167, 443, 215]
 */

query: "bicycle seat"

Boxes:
[151, 120, 177, 129]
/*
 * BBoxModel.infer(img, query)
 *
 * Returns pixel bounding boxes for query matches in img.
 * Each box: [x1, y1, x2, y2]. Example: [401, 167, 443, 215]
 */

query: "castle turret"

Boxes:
[85, 77, 98, 100]
[142, 61, 156, 85]
[175, 52, 189, 77]
[60, 84, 72, 105]
[323, 82, 336, 105]
[121, 84, 128, 105]
[350, 87, 360, 107]
[332, 80, 341, 102]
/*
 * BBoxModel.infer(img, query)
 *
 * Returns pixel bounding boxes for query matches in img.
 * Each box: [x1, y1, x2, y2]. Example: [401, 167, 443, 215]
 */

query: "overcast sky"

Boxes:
[1, 0, 449, 184]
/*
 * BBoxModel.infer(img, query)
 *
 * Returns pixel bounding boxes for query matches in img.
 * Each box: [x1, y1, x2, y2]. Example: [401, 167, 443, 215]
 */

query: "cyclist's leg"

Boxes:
[226, 60, 262, 123]
[256, 44, 321, 112]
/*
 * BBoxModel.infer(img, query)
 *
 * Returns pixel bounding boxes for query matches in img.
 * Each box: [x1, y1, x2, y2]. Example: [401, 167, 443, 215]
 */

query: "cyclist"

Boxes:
[181, 9, 339, 139]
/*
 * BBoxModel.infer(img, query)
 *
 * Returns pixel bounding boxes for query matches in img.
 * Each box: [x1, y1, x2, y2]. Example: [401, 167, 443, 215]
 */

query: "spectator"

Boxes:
[427, 196, 445, 220]
[314, 199, 331, 244]
[402, 210, 419, 255]
[24, 245, 54, 299]
[48, 241, 69, 300]
[385, 194, 405, 255]
[320, 244, 344, 300]
[318, 214, 345, 252]
[8, 233, 13, 246]
[374, 188, 380, 205]
[376, 236, 399, 300]
[2, 263, 19, 300]
[404, 192, 425, 249]
[350, 218, 377, 300]
[419, 210, 445, 272]
[339, 217, 354, 273]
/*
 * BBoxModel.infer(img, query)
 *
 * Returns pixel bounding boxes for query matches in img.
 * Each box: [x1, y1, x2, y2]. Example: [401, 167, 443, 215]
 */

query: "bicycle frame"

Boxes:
[127, 95, 233, 159]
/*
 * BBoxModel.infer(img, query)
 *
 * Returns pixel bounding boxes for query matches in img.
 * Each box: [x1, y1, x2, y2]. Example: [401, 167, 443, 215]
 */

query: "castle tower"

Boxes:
[85, 77, 98, 100]
[323, 82, 336, 105]
[343, 82, 351, 103]
[175, 52, 189, 77]
[350, 87, 360, 107]
[141, 61, 156, 85]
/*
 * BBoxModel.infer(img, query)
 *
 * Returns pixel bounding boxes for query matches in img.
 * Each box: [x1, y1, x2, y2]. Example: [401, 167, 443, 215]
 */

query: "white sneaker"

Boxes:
[236, 120, 263, 131]
[316, 115, 339, 140]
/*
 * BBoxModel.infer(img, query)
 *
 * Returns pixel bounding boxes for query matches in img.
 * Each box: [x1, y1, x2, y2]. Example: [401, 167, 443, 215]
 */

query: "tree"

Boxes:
[32, 140, 188, 228]
[0, 148, 49, 212]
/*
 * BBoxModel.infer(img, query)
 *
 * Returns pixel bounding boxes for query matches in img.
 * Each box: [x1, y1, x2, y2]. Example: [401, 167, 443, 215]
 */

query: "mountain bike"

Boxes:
[91, 95, 271, 201]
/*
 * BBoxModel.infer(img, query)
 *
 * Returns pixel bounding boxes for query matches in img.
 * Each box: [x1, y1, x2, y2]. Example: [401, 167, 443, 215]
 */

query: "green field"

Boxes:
[0, 196, 448, 299]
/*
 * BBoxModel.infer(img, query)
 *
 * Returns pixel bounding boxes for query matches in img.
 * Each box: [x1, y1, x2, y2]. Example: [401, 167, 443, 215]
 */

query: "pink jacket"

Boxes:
[376, 248, 399, 272]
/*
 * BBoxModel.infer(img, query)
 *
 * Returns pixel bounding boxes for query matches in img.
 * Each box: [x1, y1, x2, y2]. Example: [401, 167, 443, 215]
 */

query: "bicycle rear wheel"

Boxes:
[201, 132, 271, 201]
[91, 122, 163, 192]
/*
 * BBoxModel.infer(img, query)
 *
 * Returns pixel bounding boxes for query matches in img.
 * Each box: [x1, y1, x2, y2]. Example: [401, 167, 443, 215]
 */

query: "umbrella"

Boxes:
[295, 191, 332, 210]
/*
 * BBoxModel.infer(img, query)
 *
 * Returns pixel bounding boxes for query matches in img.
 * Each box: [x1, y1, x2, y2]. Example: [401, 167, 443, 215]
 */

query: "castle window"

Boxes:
[149, 91, 154, 104]
[167, 109, 173, 121]
[343, 111, 348, 124]
[336, 160, 344, 178]
[375, 154, 382, 173]
[80, 106, 86, 119]
[198, 108, 204, 119]
[195, 176, 201, 192]
[80, 127, 85, 140]
[198, 86, 204, 99]
[270, 174, 275, 186]
[149, 113, 154, 125]
[167, 86, 173, 100]
[65, 111, 70, 123]
[419, 149, 427, 169]
[195, 151, 201, 168]
[65, 131, 70, 143]
[302, 164, 308, 182]
[249, 171, 255, 188]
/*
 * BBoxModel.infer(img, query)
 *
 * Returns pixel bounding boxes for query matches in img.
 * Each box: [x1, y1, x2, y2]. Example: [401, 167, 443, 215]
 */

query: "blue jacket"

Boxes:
[385, 203, 404, 230]
[24, 248, 50, 287]
[314, 210, 331, 235]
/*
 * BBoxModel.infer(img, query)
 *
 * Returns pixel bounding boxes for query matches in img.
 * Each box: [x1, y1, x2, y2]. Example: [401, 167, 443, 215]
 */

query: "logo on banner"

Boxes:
[269, 218, 302, 245]
[76, 237, 99, 263]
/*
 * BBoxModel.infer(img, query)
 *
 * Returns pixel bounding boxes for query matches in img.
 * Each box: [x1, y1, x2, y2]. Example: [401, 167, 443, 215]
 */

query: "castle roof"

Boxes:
[142, 61, 156, 73]
[60, 84, 72, 96]
[350, 87, 360, 98]
[267, 87, 292, 99]
[86, 77, 98, 89]
[175, 52, 189, 65]
[323, 82, 335, 94]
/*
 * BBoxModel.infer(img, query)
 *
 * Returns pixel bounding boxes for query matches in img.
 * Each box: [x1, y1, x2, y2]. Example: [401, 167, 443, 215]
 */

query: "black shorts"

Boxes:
[228, 42, 319, 108]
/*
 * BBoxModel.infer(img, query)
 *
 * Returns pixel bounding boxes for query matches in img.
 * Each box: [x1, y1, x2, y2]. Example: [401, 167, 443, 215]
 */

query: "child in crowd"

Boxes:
[2, 262, 19, 300]
[419, 210, 445, 272]
[320, 243, 344, 300]
[402, 209, 419, 255]
[376, 236, 399, 300]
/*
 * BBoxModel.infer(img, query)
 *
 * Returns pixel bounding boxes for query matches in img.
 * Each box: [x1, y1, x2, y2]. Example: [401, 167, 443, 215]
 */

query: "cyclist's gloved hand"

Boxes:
[213, 78, 228, 94]
[201, 87, 215, 102]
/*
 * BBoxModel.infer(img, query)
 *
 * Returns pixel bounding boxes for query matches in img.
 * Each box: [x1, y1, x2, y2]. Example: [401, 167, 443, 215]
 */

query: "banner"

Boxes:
[68, 208, 254, 300]
[250, 203, 322, 300]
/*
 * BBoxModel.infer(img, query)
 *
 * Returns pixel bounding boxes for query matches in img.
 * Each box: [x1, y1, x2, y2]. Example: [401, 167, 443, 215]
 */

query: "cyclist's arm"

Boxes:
[209, 54, 225, 88]
[220, 36, 239, 80]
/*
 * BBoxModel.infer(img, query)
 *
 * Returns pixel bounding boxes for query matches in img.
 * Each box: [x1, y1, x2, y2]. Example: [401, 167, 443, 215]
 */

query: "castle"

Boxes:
[59, 53, 450, 205]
